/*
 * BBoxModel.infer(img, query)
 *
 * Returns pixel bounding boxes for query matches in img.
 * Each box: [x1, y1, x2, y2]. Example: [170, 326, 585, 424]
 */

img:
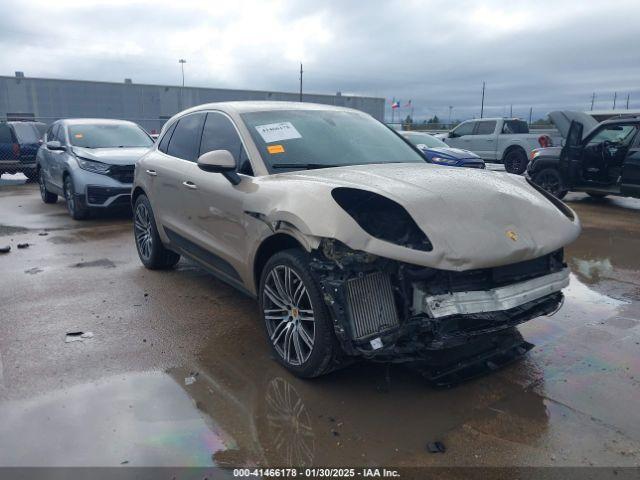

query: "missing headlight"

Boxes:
[331, 187, 433, 251]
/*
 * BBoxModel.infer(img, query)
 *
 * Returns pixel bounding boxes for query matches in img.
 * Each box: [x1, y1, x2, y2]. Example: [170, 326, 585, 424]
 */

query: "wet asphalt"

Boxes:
[1, 177, 639, 469]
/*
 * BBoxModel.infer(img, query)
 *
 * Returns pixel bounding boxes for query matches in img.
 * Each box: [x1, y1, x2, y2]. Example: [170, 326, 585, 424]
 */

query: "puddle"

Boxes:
[0, 372, 230, 466]
[70, 259, 116, 269]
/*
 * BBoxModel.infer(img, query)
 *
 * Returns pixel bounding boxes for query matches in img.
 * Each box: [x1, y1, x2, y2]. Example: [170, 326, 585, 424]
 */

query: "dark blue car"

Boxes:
[401, 131, 485, 168]
[0, 121, 46, 180]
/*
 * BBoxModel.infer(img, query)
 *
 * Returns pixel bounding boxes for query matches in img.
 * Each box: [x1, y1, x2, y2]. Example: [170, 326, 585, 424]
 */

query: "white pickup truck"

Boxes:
[436, 118, 561, 174]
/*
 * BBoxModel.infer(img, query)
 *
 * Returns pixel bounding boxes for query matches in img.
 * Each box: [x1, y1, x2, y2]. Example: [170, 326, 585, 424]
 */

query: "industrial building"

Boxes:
[0, 73, 385, 133]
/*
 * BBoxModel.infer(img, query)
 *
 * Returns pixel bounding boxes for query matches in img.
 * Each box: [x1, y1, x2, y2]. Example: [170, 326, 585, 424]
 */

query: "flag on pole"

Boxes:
[391, 100, 400, 109]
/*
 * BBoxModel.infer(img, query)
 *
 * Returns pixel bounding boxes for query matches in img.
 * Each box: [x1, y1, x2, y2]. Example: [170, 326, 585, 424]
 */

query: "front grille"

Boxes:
[86, 186, 131, 205]
[108, 164, 134, 184]
[447, 250, 564, 292]
[345, 272, 400, 339]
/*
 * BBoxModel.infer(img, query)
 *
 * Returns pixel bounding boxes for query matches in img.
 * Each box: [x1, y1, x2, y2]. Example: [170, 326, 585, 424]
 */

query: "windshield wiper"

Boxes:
[271, 163, 344, 170]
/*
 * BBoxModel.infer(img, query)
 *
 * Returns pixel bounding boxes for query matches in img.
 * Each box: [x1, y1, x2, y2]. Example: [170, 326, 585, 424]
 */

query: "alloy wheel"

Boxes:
[263, 265, 316, 366]
[38, 170, 46, 200]
[64, 178, 75, 214]
[134, 202, 153, 260]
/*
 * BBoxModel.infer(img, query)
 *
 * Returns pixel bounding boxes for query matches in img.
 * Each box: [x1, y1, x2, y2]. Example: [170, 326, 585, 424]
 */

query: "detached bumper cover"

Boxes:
[414, 267, 570, 318]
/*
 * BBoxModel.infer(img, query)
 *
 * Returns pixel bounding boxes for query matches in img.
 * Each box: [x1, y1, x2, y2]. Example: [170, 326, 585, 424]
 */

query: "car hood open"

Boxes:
[72, 146, 150, 165]
[548, 111, 599, 140]
[252, 163, 581, 271]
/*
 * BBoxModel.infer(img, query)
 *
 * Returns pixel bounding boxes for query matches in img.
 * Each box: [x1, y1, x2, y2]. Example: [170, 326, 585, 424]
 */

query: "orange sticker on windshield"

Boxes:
[267, 144, 285, 154]
[74, 133, 84, 139]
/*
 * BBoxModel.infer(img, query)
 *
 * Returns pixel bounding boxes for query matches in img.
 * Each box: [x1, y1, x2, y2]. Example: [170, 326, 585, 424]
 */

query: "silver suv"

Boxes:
[37, 119, 153, 219]
[132, 102, 580, 378]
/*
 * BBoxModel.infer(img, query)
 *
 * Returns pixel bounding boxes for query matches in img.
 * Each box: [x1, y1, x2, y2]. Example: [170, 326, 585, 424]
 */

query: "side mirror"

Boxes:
[448, 131, 457, 138]
[46, 140, 66, 151]
[197, 149, 241, 185]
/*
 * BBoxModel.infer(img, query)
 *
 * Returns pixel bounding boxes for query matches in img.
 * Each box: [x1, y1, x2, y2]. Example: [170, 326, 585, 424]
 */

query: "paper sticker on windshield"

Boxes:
[267, 144, 285, 154]
[255, 122, 301, 143]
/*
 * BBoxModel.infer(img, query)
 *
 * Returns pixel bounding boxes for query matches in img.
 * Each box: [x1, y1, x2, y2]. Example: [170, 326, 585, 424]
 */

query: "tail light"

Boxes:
[538, 135, 551, 148]
[12, 143, 20, 158]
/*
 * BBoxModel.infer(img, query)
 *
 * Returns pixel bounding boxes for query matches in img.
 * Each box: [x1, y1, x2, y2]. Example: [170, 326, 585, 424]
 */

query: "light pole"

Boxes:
[179, 59, 187, 87]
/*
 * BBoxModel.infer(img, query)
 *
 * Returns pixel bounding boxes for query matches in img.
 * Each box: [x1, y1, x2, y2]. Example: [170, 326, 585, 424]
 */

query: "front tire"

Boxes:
[259, 249, 343, 378]
[39, 169, 58, 204]
[503, 148, 528, 174]
[64, 175, 89, 220]
[533, 168, 568, 199]
[133, 194, 180, 269]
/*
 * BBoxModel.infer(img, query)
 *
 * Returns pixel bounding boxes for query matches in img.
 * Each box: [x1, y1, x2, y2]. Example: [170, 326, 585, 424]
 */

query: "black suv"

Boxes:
[527, 116, 640, 199]
[0, 121, 47, 181]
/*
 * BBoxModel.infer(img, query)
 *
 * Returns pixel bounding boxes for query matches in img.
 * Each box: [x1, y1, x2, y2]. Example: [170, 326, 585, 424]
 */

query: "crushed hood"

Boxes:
[548, 111, 599, 140]
[71, 146, 150, 166]
[252, 163, 581, 271]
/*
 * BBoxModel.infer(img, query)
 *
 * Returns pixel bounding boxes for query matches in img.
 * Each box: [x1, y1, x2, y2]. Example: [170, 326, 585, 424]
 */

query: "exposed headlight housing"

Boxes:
[331, 187, 433, 251]
[76, 157, 111, 175]
[431, 157, 459, 165]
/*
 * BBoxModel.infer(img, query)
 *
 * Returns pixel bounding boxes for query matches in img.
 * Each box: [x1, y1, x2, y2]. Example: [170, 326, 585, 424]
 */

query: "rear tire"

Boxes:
[133, 194, 180, 269]
[533, 168, 568, 199]
[259, 249, 344, 378]
[64, 175, 90, 220]
[39, 169, 58, 204]
[503, 148, 528, 174]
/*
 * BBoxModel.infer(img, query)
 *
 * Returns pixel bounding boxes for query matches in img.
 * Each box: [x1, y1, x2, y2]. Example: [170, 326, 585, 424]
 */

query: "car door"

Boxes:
[47, 124, 67, 190]
[467, 120, 497, 159]
[0, 123, 14, 168]
[179, 111, 254, 287]
[620, 127, 640, 197]
[444, 121, 475, 149]
[152, 112, 206, 238]
[559, 120, 584, 189]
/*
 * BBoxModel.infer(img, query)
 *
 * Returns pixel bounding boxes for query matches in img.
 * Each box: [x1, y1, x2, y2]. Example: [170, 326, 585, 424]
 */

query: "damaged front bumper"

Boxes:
[311, 240, 568, 362]
[414, 268, 569, 318]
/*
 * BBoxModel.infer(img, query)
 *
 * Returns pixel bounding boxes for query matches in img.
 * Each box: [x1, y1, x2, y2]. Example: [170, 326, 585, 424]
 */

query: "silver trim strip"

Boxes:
[414, 267, 570, 319]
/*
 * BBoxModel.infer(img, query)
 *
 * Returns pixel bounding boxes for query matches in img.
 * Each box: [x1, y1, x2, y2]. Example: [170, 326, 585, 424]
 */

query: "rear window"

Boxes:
[503, 120, 529, 134]
[12, 123, 40, 143]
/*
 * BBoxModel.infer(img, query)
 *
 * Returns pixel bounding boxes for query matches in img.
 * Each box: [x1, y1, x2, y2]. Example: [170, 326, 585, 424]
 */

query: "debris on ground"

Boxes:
[38, 232, 48, 236]
[17, 243, 30, 249]
[0, 246, 10, 254]
[184, 372, 199, 385]
[65, 331, 95, 343]
[427, 441, 447, 453]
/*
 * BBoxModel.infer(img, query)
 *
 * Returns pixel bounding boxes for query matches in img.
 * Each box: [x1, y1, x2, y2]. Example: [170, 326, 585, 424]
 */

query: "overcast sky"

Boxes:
[2, 0, 639, 121]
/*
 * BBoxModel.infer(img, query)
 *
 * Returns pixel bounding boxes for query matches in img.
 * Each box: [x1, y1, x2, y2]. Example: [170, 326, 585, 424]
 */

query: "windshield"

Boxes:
[403, 132, 448, 148]
[12, 123, 41, 143]
[241, 109, 425, 172]
[68, 123, 153, 148]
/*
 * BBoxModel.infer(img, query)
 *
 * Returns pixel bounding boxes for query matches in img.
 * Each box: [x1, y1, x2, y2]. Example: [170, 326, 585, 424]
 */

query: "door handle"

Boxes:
[486, 139, 494, 141]
[182, 181, 198, 190]
[145, 169, 157, 176]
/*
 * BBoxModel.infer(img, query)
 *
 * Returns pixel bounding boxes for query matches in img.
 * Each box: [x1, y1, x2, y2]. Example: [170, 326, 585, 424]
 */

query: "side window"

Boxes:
[158, 121, 177, 153]
[475, 121, 497, 135]
[57, 125, 67, 145]
[0, 124, 12, 143]
[453, 121, 475, 136]
[49, 125, 60, 143]
[588, 124, 638, 147]
[200, 112, 252, 175]
[166, 113, 206, 161]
